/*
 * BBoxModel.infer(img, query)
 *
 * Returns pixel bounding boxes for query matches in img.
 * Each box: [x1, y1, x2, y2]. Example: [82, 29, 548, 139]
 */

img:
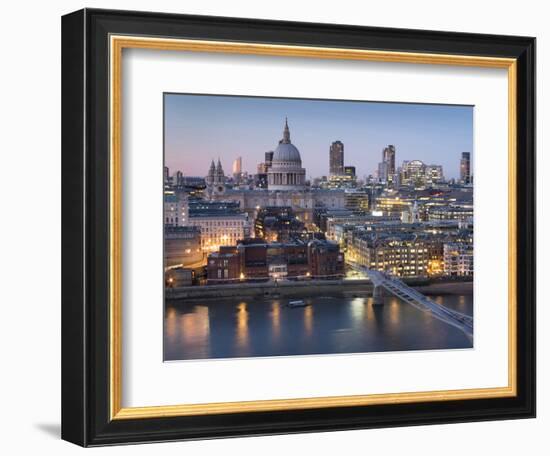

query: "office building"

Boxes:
[347, 231, 429, 277]
[254, 206, 306, 242]
[329, 140, 344, 176]
[425, 164, 444, 185]
[343, 189, 369, 212]
[344, 166, 356, 178]
[427, 206, 473, 222]
[164, 226, 202, 268]
[400, 160, 427, 187]
[164, 192, 188, 226]
[186, 200, 250, 252]
[444, 242, 474, 276]
[382, 145, 396, 180]
[460, 152, 471, 184]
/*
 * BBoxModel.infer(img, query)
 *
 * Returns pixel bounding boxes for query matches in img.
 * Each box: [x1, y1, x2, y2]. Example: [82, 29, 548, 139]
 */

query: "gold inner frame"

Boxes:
[109, 35, 517, 420]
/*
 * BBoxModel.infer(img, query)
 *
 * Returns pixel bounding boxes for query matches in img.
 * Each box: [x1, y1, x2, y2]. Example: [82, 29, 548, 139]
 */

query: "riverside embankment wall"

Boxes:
[165, 277, 434, 301]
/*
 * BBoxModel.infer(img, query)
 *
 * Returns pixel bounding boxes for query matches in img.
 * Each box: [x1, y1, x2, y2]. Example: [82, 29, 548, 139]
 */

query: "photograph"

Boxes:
[163, 94, 475, 361]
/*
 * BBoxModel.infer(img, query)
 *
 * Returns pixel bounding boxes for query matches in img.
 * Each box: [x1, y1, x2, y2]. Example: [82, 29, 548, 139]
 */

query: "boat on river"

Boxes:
[287, 299, 308, 308]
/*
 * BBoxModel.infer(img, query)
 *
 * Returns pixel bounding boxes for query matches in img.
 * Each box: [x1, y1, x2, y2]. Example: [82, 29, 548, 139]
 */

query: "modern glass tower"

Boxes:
[460, 152, 471, 184]
[383, 145, 396, 176]
[329, 140, 344, 176]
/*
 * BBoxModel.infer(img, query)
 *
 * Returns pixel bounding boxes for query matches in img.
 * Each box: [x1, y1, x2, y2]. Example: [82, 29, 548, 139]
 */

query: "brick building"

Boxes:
[206, 246, 243, 284]
[308, 240, 344, 278]
[206, 239, 344, 284]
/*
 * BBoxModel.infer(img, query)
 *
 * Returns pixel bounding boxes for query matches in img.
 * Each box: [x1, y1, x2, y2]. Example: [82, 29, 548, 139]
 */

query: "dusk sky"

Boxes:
[164, 94, 473, 180]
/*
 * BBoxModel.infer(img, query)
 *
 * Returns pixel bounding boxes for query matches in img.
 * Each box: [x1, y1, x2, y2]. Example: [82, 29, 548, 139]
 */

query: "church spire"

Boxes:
[282, 117, 291, 144]
[215, 158, 224, 179]
[206, 159, 216, 187]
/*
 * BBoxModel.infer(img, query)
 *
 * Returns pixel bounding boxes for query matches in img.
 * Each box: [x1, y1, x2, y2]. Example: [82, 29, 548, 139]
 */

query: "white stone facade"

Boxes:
[187, 213, 250, 252]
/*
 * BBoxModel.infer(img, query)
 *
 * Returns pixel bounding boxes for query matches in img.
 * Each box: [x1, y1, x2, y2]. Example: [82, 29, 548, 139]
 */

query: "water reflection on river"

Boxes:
[164, 294, 473, 361]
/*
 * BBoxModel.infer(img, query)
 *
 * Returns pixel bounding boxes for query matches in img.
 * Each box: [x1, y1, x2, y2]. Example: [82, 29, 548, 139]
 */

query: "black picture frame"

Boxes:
[62, 8, 536, 447]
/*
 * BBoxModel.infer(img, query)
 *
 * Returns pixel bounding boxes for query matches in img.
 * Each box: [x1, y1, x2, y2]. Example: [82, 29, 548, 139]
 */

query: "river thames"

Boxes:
[164, 292, 473, 361]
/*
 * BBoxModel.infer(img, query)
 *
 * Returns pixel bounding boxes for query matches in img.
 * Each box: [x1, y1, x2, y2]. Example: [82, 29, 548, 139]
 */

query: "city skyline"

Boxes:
[165, 93, 473, 180]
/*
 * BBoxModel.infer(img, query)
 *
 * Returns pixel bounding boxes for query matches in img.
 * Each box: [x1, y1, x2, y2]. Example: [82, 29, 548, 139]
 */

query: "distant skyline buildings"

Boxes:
[383, 145, 396, 177]
[377, 144, 396, 184]
[165, 93, 473, 180]
[232, 156, 242, 175]
[344, 166, 356, 178]
[232, 156, 243, 184]
[460, 152, 471, 184]
[383, 145, 396, 173]
[265, 151, 274, 167]
[329, 141, 345, 176]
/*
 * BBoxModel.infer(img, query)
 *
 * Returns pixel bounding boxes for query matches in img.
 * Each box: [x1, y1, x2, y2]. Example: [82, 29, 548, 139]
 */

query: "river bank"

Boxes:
[165, 279, 374, 300]
[165, 277, 472, 301]
[414, 281, 473, 296]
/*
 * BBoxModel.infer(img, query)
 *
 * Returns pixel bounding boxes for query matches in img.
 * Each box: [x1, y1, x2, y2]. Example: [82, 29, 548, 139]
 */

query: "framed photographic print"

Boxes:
[61, 8, 536, 446]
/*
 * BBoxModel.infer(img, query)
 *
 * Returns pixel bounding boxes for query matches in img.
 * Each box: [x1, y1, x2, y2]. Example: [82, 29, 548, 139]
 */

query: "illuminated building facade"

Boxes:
[254, 206, 306, 242]
[425, 164, 444, 185]
[327, 173, 356, 188]
[164, 226, 202, 268]
[165, 267, 193, 288]
[427, 205, 473, 221]
[347, 232, 429, 277]
[186, 201, 250, 252]
[400, 160, 426, 187]
[375, 193, 413, 214]
[344, 166, 356, 179]
[343, 189, 369, 212]
[444, 242, 474, 276]
[325, 213, 401, 241]
[398, 160, 446, 188]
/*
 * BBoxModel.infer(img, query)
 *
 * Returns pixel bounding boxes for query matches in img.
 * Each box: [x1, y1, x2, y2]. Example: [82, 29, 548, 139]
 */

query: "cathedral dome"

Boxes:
[272, 142, 302, 165]
[271, 118, 302, 167]
[267, 118, 306, 191]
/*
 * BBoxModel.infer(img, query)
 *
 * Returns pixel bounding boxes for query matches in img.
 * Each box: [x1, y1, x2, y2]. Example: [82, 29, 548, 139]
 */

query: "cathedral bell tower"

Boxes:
[206, 158, 226, 196]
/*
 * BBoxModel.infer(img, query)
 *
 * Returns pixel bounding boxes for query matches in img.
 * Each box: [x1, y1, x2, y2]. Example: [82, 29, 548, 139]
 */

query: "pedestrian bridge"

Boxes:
[353, 265, 473, 340]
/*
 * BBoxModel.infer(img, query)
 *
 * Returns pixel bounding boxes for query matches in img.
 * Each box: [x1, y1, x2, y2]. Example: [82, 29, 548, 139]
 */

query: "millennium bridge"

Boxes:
[351, 264, 473, 340]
